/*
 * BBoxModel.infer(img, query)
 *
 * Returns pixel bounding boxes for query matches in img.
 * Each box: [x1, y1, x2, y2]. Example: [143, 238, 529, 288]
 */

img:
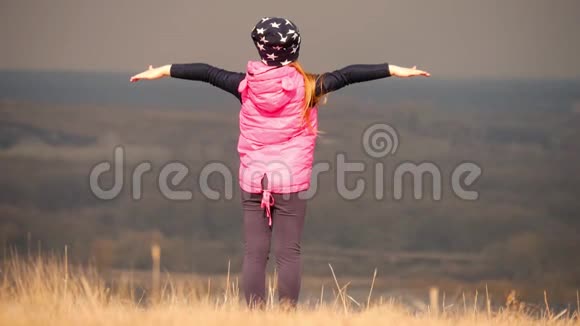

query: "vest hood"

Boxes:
[238, 60, 300, 112]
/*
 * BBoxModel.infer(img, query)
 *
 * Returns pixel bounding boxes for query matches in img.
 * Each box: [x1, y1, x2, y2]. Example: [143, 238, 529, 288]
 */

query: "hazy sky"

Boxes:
[1, 0, 579, 79]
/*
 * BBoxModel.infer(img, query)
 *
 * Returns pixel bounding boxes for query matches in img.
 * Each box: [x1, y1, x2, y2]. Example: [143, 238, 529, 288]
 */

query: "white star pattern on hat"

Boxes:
[251, 17, 300, 66]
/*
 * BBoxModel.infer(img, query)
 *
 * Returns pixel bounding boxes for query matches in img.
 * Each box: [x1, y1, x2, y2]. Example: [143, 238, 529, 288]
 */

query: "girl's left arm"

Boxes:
[315, 63, 430, 97]
[130, 63, 245, 102]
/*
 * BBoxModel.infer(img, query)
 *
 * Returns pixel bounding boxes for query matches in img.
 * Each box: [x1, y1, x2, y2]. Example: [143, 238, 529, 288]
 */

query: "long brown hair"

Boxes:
[289, 61, 326, 135]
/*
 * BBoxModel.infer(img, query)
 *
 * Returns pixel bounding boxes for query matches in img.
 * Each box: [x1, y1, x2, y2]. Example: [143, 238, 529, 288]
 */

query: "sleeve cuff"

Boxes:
[169, 64, 180, 78]
[385, 63, 391, 77]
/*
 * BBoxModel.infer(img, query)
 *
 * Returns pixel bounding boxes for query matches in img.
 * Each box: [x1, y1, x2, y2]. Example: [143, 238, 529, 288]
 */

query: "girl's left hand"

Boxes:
[389, 65, 431, 78]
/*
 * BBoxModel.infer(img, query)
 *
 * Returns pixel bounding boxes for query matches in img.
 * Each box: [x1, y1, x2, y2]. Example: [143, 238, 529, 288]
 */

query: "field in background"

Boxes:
[1, 254, 579, 326]
[1, 76, 580, 324]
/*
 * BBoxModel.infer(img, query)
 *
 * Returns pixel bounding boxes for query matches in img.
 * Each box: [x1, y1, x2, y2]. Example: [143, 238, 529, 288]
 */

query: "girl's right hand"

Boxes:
[130, 65, 171, 82]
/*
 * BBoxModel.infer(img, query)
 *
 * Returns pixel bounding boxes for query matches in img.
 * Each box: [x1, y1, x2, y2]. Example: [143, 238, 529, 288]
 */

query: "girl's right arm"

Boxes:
[130, 63, 245, 102]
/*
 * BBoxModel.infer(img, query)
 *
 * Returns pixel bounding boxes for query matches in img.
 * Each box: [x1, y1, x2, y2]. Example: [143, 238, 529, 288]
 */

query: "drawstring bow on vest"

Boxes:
[260, 174, 275, 226]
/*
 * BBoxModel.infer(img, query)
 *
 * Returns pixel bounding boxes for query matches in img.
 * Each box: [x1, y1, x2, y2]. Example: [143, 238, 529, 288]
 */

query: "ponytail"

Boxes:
[288, 61, 326, 135]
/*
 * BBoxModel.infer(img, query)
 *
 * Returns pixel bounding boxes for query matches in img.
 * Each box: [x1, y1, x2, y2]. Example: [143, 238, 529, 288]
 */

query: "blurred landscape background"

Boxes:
[1, 74, 579, 304]
[1, 0, 579, 307]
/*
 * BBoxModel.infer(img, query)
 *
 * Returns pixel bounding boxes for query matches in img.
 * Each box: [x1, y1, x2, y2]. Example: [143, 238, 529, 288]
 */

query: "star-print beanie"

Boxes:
[251, 17, 301, 67]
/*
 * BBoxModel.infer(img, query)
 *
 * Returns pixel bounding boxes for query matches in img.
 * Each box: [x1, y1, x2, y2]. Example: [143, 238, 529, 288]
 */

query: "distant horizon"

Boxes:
[2, 68, 580, 82]
[2, 70, 578, 113]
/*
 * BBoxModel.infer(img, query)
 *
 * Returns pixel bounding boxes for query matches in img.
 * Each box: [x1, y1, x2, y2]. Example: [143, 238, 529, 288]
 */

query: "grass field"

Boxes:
[1, 253, 579, 326]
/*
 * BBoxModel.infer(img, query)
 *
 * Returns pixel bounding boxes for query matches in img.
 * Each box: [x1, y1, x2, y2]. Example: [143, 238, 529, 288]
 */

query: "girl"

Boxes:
[130, 17, 430, 307]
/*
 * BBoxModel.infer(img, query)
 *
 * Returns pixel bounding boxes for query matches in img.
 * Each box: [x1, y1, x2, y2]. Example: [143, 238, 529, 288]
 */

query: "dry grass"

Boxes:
[0, 253, 579, 326]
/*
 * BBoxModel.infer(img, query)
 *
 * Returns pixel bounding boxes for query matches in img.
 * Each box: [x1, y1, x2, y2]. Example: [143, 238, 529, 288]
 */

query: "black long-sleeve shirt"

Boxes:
[169, 62, 391, 102]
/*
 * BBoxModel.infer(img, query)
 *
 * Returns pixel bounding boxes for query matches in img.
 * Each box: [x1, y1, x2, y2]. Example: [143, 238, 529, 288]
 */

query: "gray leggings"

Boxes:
[240, 188, 307, 307]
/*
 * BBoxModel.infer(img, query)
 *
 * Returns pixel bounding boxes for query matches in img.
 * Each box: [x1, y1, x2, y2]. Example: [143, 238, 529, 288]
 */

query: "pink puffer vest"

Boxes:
[237, 60, 318, 224]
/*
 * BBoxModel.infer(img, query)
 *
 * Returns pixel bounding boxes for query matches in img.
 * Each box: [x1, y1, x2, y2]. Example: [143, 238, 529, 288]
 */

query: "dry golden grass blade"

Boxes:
[474, 289, 479, 314]
[347, 294, 361, 307]
[328, 263, 347, 313]
[207, 277, 211, 304]
[224, 259, 231, 303]
[544, 290, 553, 319]
[551, 309, 567, 321]
[429, 287, 439, 317]
[366, 268, 377, 309]
[63, 245, 68, 302]
[486, 284, 491, 318]
[576, 290, 580, 319]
